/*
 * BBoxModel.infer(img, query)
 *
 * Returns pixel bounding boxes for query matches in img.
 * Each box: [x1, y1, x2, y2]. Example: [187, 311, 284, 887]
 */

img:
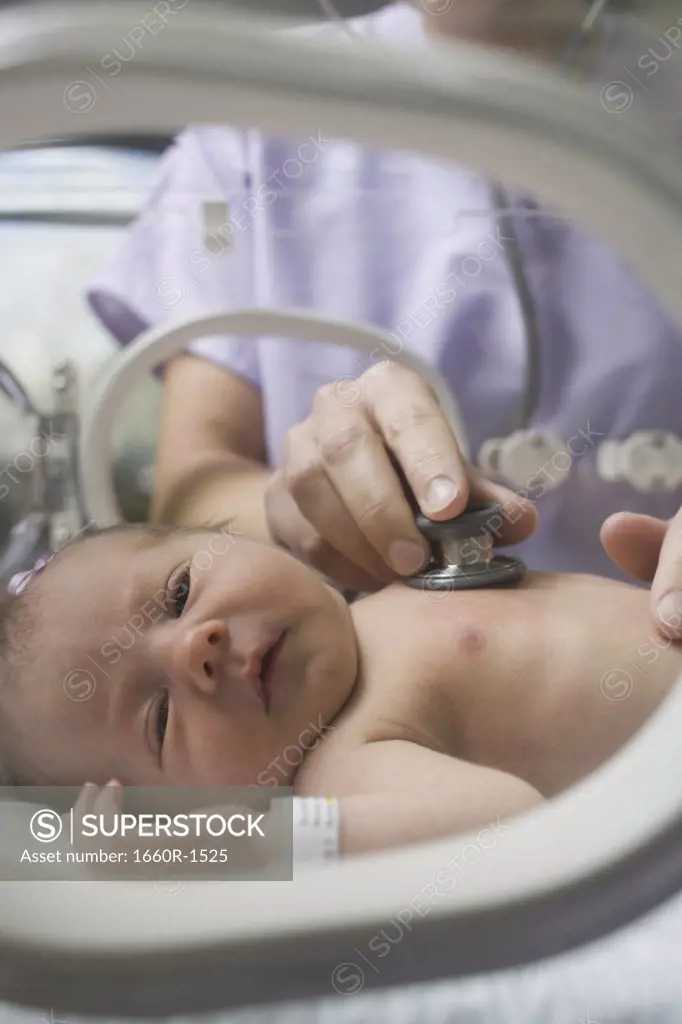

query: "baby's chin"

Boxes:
[284, 594, 356, 707]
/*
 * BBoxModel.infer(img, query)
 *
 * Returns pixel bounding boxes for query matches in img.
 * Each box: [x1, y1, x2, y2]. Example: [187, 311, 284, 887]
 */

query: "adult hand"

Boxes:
[265, 362, 538, 591]
[601, 510, 682, 640]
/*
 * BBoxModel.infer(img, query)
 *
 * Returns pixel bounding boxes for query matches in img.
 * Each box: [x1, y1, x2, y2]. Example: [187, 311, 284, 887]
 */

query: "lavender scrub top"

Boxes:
[87, 2, 682, 579]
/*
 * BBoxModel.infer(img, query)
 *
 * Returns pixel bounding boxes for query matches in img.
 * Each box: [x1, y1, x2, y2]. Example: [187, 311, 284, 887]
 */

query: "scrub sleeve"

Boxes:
[87, 127, 261, 390]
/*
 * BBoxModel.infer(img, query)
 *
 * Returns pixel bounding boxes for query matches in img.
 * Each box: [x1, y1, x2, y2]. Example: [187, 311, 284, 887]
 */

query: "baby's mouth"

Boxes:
[259, 631, 287, 713]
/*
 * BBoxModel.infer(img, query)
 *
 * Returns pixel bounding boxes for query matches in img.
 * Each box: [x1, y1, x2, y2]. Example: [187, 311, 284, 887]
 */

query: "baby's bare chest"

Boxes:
[296, 586, 536, 792]
[296, 575, 671, 797]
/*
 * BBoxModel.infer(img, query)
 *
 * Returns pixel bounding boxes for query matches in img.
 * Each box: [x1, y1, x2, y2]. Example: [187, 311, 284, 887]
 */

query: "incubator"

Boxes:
[3, 0, 682, 1019]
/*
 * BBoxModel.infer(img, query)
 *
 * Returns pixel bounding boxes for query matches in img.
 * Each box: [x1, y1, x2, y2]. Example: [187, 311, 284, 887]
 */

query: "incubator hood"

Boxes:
[2, 1, 682, 1017]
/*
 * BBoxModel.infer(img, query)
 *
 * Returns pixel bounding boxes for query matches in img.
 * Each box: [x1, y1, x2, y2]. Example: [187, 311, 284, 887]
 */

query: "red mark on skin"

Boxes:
[459, 627, 486, 657]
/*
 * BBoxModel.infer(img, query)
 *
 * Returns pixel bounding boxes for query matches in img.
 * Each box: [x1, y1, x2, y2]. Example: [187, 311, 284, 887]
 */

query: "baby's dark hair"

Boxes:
[0, 519, 235, 786]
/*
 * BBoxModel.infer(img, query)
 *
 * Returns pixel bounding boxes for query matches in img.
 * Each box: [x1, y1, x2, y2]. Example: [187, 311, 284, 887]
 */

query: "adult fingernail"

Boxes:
[389, 539, 427, 576]
[657, 592, 682, 638]
[426, 476, 459, 514]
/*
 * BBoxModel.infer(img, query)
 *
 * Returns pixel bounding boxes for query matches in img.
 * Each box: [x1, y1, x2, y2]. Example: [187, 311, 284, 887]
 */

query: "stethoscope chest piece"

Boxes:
[406, 501, 527, 591]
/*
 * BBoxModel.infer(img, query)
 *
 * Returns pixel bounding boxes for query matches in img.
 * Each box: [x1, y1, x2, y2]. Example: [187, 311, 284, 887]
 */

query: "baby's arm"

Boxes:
[66, 746, 541, 873]
[304, 740, 543, 856]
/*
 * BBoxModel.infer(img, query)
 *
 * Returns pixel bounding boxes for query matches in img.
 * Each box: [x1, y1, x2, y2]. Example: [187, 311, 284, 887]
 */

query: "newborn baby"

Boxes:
[1, 522, 680, 857]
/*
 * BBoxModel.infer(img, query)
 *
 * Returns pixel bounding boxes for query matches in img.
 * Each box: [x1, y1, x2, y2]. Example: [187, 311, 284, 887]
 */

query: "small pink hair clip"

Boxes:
[7, 555, 54, 597]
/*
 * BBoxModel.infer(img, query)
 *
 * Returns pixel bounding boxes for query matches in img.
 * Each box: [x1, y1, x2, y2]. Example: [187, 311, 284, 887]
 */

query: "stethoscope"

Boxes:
[307, 0, 672, 593]
[422, 0, 612, 590]
[5, 2, 682, 1017]
[321, 0, 610, 591]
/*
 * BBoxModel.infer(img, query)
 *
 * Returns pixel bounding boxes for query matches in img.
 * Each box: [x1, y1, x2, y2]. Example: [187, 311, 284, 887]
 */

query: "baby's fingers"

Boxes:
[73, 782, 98, 820]
[69, 781, 126, 874]
[72, 780, 122, 844]
[94, 780, 123, 831]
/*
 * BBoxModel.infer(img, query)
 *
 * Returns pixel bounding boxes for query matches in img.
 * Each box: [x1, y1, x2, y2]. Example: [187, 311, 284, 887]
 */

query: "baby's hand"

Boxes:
[63, 784, 275, 877]
[63, 780, 125, 868]
[70, 779, 123, 830]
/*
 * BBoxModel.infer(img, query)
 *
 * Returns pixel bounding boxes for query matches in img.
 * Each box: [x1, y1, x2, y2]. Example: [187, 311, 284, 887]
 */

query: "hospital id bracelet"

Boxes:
[292, 796, 340, 864]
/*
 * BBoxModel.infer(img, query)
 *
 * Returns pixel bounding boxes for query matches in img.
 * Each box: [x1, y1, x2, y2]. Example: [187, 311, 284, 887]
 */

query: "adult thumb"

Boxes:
[600, 511, 668, 582]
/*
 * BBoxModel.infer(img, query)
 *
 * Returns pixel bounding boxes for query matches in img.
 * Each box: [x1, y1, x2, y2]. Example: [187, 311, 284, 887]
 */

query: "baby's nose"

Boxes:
[174, 619, 227, 695]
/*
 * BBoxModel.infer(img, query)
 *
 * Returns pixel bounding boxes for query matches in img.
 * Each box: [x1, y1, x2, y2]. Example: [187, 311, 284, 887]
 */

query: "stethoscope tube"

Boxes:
[493, 0, 608, 433]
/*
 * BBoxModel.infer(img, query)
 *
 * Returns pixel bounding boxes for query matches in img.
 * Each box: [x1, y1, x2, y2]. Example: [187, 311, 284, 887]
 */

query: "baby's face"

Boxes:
[23, 528, 357, 788]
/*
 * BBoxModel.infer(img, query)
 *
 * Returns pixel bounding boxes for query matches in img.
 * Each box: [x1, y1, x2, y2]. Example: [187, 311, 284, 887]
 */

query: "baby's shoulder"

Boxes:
[292, 715, 368, 797]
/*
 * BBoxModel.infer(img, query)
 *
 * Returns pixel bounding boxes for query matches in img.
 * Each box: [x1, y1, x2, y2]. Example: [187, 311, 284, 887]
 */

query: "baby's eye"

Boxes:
[168, 567, 191, 617]
[156, 692, 170, 751]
